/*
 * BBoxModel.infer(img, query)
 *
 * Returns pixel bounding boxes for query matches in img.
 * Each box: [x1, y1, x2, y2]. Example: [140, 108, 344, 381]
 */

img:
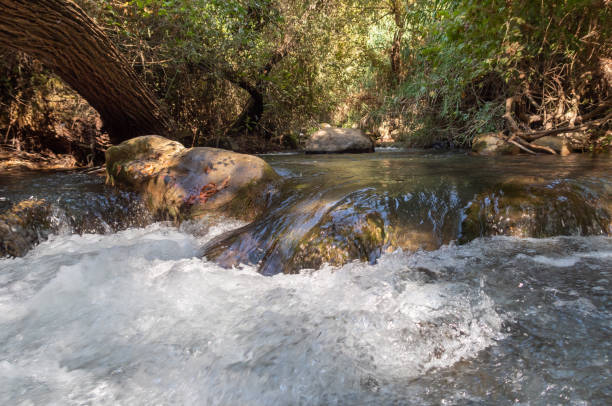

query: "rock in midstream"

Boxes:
[202, 180, 465, 275]
[105, 135, 281, 220]
[0, 199, 55, 257]
[0, 191, 153, 258]
[459, 178, 611, 242]
[305, 126, 374, 153]
[203, 176, 611, 275]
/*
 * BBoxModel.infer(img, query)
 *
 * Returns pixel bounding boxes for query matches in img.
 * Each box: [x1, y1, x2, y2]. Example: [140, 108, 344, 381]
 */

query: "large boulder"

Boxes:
[532, 136, 571, 156]
[203, 183, 463, 275]
[106, 135, 280, 220]
[305, 126, 374, 153]
[472, 132, 519, 156]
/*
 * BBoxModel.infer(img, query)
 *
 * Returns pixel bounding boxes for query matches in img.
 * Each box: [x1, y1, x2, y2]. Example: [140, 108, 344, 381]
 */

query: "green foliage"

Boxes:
[356, 0, 611, 146]
[73, 0, 378, 148]
[4, 0, 609, 151]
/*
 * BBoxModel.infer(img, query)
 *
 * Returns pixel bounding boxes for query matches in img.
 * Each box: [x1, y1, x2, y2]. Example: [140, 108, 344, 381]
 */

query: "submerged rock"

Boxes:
[285, 209, 386, 273]
[204, 169, 611, 275]
[472, 132, 519, 156]
[105, 135, 280, 220]
[305, 126, 374, 153]
[203, 207, 390, 275]
[460, 179, 611, 242]
[0, 174, 153, 258]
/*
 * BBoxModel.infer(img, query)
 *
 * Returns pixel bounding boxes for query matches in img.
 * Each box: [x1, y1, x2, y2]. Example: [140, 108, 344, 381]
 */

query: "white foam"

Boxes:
[0, 223, 502, 405]
[518, 249, 612, 268]
[530, 255, 580, 267]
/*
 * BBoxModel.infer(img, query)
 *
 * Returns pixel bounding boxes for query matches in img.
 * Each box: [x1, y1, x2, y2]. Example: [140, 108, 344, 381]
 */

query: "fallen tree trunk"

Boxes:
[519, 112, 612, 141]
[0, 0, 169, 144]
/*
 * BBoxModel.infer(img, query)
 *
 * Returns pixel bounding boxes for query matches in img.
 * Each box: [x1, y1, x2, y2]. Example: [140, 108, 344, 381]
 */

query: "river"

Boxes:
[1, 151, 611, 404]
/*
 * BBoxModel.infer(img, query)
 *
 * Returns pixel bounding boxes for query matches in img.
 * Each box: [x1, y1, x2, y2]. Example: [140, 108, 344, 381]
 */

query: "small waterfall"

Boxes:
[204, 152, 612, 274]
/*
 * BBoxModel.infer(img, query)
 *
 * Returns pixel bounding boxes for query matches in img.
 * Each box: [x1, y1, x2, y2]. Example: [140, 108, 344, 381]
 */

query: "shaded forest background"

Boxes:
[1, 0, 610, 165]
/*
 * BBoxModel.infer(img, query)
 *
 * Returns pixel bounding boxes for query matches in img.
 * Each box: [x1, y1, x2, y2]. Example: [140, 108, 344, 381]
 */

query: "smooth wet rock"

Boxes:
[0, 199, 54, 257]
[203, 182, 463, 275]
[460, 179, 611, 242]
[106, 135, 280, 220]
[203, 152, 612, 275]
[532, 136, 571, 156]
[305, 126, 374, 153]
[285, 209, 386, 273]
[204, 200, 391, 275]
[472, 132, 519, 156]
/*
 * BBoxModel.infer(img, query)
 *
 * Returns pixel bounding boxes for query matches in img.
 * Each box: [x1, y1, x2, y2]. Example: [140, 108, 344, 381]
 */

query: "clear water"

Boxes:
[206, 151, 611, 274]
[1, 153, 611, 404]
[0, 169, 151, 234]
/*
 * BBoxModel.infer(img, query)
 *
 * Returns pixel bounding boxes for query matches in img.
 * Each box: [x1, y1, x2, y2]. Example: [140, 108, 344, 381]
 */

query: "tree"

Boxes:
[0, 0, 169, 143]
[109, 0, 369, 145]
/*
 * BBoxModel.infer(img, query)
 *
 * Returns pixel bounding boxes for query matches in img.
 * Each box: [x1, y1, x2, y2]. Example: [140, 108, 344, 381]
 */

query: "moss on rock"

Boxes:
[460, 179, 611, 243]
[0, 199, 54, 257]
[285, 210, 386, 273]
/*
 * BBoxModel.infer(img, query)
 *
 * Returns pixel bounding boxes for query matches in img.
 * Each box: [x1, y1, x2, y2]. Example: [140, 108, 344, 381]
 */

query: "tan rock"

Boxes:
[471, 132, 519, 155]
[106, 135, 279, 220]
[533, 136, 571, 156]
[564, 131, 590, 151]
[305, 126, 374, 153]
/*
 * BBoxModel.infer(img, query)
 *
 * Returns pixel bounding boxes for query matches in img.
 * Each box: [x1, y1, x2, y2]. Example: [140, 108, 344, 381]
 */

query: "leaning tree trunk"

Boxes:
[0, 0, 169, 143]
[227, 90, 265, 137]
[219, 46, 290, 139]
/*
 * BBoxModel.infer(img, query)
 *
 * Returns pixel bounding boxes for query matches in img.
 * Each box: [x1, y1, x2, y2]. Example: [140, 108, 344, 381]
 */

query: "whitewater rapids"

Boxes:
[1, 218, 610, 404]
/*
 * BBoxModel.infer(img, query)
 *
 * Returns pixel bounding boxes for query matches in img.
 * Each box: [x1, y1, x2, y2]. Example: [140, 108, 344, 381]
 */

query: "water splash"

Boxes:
[0, 223, 506, 405]
[1, 221, 610, 404]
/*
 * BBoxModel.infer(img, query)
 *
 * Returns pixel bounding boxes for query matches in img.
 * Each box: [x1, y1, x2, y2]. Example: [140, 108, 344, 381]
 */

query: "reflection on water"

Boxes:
[205, 151, 611, 274]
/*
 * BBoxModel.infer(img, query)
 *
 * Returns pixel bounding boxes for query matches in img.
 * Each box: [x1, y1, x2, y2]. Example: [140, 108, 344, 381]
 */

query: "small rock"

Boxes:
[0, 199, 54, 257]
[472, 132, 519, 156]
[532, 136, 571, 156]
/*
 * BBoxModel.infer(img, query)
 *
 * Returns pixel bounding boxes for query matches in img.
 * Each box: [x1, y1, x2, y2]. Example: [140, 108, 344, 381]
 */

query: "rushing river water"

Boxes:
[1, 151, 611, 404]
